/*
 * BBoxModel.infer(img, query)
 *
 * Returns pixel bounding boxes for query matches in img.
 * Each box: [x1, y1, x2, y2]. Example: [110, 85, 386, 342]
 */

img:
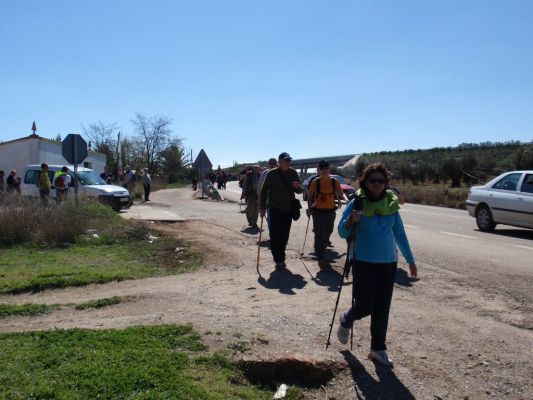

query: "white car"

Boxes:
[22, 165, 132, 211]
[466, 170, 533, 231]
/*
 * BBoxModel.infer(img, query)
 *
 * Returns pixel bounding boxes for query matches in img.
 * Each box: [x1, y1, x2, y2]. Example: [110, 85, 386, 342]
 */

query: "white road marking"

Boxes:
[440, 231, 478, 239]
[513, 245, 533, 251]
[404, 224, 420, 229]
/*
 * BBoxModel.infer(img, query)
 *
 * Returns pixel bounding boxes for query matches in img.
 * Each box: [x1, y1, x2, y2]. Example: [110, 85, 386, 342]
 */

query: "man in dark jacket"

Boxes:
[259, 152, 303, 270]
[241, 164, 261, 227]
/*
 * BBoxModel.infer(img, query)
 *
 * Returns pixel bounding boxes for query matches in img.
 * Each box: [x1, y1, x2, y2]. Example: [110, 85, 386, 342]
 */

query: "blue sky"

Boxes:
[1, 0, 532, 167]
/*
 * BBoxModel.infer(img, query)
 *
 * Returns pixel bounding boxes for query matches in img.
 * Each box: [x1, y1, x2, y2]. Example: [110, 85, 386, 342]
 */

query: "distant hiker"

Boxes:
[53, 166, 71, 202]
[336, 163, 417, 367]
[100, 165, 113, 184]
[0, 170, 4, 192]
[257, 158, 279, 234]
[142, 168, 151, 202]
[125, 166, 135, 194]
[259, 152, 303, 270]
[37, 163, 51, 205]
[307, 160, 344, 270]
[6, 170, 17, 194]
[241, 164, 261, 228]
[15, 177, 21, 194]
[192, 177, 198, 191]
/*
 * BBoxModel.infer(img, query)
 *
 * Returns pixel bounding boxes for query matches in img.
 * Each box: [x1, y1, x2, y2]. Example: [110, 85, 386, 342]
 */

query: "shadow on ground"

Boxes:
[258, 268, 307, 295]
[341, 351, 416, 400]
[476, 228, 533, 240]
[394, 269, 419, 288]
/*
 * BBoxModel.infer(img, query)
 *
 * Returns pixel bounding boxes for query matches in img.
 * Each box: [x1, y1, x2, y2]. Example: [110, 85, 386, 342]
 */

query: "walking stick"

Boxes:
[325, 194, 362, 350]
[325, 250, 351, 350]
[256, 216, 264, 278]
[300, 213, 311, 256]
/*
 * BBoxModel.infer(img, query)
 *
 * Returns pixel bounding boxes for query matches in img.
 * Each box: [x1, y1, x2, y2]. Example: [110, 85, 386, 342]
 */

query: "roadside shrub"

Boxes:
[0, 195, 125, 247]
[124, 221, 150, 240]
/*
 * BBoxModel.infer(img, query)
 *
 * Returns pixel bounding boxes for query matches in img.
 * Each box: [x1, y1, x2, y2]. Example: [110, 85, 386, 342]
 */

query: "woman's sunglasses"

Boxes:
[367, 178, 386, 184]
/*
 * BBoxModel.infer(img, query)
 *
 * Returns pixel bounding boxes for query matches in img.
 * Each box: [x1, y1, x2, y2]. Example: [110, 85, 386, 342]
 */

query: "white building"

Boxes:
[0, 134, 107, 177]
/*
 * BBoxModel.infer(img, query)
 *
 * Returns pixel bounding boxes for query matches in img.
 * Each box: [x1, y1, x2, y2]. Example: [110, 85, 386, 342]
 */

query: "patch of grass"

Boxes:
[0, 237, 202, 294]
[395, 183, 470, 209]
[0, 303, 56, 318]
[75, 296, 123, 310]
[0, 325, 271, 399]
[228, 341, 252, 353]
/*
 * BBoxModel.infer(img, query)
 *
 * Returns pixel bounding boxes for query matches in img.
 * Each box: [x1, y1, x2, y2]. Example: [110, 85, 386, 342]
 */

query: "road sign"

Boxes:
[62, 134, 88, 164]
[192, 149, 212, 170]
[193, 149, 213, 198]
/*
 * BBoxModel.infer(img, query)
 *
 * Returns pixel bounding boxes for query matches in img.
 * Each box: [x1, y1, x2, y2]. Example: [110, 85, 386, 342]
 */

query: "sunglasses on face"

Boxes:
[367, 178, 386, 184]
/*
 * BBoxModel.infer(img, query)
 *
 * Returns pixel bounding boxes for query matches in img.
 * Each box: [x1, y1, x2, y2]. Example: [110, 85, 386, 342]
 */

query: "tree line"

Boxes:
[345, 141, 533, 187]
[81, 113, 191, 182]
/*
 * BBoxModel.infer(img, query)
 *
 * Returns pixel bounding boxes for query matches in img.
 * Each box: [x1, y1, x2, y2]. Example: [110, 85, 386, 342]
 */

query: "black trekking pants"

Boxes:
[342, 260, 397, 350]
[312, 209, 336, 260]
[143, 184, 151, 201]
[269, 208, 293, 263]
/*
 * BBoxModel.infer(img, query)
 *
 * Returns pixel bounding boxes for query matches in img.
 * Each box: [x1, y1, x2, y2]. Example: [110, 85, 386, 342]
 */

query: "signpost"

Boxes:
[62, 134, 88, 204]
[192, 149, 212, 198]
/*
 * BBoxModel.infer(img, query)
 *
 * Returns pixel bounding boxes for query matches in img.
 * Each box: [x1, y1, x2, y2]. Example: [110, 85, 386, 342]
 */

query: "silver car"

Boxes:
[466, 170, 533, 231]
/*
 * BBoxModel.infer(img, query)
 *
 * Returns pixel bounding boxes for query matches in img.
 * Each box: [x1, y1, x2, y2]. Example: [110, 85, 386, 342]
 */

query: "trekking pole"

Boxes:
[256, 216, 264, 277]
[300, 212, 311, 256]
[325, 257, 350, 350]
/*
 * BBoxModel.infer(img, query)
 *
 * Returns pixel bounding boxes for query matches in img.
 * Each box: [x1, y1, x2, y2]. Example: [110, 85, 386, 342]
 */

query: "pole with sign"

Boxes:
[62, 134, 88, 205]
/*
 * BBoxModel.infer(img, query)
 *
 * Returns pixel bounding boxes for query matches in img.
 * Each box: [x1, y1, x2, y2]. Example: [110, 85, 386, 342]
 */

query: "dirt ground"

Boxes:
[1, 188, 532, 400]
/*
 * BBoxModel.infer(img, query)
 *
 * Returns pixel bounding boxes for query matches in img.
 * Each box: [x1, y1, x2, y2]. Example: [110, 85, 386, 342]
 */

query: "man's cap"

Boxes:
[318, 160, 330, 169]
[268, 158, 277, 164]
[278, 152, 292, 161]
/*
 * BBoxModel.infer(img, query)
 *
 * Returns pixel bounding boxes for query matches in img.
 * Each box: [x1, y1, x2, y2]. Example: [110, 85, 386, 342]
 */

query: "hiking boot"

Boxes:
[337, 314, 350, 344]
[368, 350, 394, 367]
[275, 262, 286, 271]
[318, 259, 331, 270]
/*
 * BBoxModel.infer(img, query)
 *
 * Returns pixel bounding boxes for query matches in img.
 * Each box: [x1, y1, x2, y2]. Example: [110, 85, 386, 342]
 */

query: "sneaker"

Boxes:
[368, 350, 394, 367]
[337, 314, 350, 344]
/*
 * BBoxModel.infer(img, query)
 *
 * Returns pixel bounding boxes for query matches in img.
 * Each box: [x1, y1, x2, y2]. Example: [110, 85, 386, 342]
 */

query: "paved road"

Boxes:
[222, 181, 533, 276]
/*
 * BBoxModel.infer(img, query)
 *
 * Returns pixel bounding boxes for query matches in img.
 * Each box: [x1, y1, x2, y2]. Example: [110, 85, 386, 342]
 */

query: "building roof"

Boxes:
[0, 134, 104, 156]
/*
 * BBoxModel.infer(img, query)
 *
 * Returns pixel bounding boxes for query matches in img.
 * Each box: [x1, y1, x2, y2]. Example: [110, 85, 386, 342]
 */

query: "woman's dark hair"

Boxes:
[359, 162, 392, 193]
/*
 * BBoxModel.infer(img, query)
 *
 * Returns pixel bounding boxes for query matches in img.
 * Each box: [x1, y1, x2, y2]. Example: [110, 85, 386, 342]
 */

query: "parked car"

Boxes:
[302, 174, 355, 201]
[21, 165, 132, 211]
[466, 170, 533, 231]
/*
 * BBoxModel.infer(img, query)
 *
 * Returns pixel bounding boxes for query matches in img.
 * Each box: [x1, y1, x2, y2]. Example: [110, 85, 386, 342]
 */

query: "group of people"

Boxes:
[0, 170, 22, 195]
[102, 165, 152, 202]
[240, 152, 417, 367]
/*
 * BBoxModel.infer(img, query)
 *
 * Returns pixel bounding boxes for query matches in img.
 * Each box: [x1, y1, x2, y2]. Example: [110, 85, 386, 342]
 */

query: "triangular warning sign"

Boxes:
[192, 149, 213, 169]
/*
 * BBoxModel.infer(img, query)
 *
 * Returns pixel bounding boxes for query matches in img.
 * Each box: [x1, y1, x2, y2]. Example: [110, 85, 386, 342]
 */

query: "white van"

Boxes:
[22, 165, 132, 211]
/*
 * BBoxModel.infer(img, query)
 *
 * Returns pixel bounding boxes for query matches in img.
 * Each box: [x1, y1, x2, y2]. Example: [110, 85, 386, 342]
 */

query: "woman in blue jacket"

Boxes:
[337, 163, 417, 367]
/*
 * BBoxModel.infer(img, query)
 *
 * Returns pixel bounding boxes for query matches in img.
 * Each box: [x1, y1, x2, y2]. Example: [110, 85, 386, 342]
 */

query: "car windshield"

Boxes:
[306, 174, 348, 185]
[76, 171, 105, 186]
[332, 175, 347, 185]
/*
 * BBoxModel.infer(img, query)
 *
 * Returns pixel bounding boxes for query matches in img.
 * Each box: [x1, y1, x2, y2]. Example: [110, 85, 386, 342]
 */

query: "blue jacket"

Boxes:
[338, 199, 415, 264]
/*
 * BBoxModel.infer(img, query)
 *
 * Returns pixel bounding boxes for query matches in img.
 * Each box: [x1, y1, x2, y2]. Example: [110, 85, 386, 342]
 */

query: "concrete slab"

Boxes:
[120, 203, 184, 222]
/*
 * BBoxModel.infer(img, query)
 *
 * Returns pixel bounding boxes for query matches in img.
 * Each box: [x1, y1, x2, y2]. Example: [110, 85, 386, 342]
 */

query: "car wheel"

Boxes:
[476, 205, 496, 232]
